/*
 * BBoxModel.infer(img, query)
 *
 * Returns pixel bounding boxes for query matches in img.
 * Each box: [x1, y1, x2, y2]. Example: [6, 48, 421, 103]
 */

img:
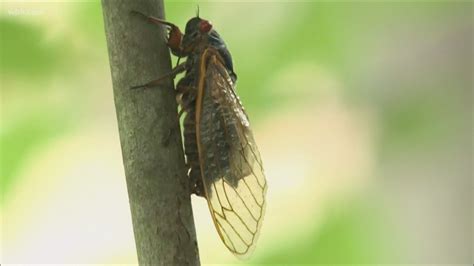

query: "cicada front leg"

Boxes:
[130, 10, 186, 57]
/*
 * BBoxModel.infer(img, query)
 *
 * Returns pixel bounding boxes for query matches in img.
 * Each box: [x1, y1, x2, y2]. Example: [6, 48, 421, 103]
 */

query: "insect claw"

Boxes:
[130, 10, 146, 18]
[161, 128, 174, 146]
[130, 10, 177, 29]
[130, 84, 148, 90]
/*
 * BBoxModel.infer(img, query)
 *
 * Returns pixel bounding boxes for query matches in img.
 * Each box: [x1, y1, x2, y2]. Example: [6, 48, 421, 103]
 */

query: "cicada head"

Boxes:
[182, 16, 213, 52]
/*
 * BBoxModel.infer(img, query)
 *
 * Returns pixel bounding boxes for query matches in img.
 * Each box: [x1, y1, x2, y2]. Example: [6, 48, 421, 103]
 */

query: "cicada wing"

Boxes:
[195, 48, 267, 258]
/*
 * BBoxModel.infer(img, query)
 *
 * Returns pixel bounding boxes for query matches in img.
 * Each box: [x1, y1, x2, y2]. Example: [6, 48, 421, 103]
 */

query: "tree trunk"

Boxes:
[101, 0, 200, 265]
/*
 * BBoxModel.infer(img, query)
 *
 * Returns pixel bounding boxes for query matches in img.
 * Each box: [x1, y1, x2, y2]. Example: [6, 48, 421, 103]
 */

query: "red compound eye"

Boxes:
[199, 20, 212, 33]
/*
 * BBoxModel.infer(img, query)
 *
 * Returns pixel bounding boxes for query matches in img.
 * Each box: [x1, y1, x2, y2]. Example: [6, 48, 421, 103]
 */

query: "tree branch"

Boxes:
[101, 0, 200, 264]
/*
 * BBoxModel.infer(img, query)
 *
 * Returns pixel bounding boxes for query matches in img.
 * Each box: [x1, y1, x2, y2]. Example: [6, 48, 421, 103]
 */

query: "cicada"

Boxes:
[131, 10, 267, 258]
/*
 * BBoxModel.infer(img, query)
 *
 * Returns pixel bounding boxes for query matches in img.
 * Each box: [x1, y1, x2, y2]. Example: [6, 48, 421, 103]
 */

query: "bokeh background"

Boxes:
[1, 0, 472, 264]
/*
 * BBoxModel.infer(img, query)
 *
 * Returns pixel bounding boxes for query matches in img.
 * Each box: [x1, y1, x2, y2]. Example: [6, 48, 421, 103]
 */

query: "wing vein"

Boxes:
[215, 219, 237, 251]
[214, 210, 253, 247]
[238, 141, 266, 189]
[219, 108, 264, 210]
[221, 178, 259, 225]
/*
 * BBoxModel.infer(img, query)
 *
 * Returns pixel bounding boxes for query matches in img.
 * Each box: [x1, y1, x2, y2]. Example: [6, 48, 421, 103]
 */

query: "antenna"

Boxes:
[196, 4, 200, 18]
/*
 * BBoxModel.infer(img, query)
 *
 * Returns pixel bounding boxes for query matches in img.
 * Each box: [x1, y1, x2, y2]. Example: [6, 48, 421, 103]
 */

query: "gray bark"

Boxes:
[101, 1, 200, 265]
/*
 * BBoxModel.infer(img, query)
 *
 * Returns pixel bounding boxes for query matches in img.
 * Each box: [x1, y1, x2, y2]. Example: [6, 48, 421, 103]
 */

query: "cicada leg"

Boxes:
[130, 10, 185, 57]
[190, 170, 205, 197]
[130, 61, 187, 90]
[176, 80, 198, 119]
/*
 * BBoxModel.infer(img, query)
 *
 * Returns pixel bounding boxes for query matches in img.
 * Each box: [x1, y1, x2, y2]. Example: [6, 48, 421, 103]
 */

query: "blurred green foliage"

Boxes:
[1, 112, 71, 203]
[0, 18, 68, 78]
[255, 198, 396, 264]
[74, 2, 105, 41]
[0, 12, 83, 203]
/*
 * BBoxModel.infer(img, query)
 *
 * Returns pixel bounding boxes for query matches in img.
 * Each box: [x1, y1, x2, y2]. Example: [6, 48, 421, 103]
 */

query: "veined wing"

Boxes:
[195, 48, 267, 258]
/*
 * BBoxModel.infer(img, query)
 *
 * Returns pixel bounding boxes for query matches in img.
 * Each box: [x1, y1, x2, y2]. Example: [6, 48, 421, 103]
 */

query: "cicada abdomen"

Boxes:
[131, 11, 267, 258]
